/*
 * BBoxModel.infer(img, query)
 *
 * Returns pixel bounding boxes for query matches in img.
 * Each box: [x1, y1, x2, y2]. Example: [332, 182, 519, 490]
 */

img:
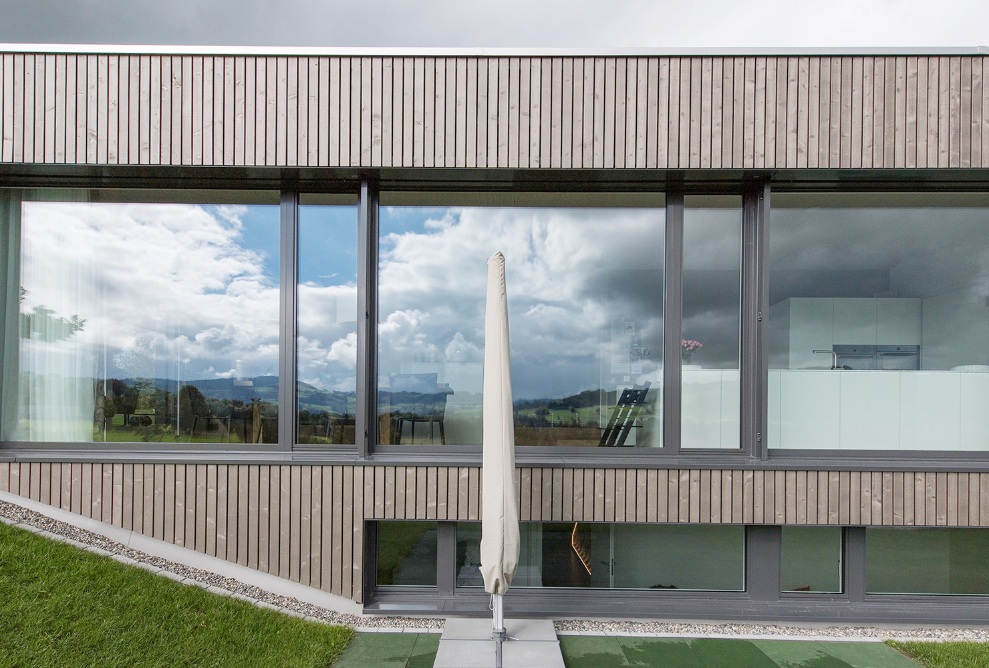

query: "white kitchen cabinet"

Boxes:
[770, 298, 921, 369]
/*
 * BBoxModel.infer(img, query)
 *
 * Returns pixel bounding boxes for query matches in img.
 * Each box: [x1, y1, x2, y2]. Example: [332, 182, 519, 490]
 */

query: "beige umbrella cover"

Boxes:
[480, 251, 520, 598]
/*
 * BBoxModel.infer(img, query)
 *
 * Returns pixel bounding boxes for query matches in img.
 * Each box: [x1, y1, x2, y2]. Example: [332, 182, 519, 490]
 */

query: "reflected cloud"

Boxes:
[20, 201, 280, 381]
[378, 206, 665, 400]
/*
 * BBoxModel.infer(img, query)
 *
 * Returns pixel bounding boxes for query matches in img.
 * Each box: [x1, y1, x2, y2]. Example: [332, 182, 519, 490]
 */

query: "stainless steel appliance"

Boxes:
[832, 344, 920, 370]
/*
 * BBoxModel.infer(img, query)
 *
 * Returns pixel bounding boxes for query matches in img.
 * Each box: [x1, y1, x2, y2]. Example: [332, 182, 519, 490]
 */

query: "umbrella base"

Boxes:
[433, 617, 564, 668]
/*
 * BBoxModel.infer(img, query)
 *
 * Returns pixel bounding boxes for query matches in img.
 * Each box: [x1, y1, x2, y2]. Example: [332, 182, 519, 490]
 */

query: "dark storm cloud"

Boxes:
[0, 0, 659, 47]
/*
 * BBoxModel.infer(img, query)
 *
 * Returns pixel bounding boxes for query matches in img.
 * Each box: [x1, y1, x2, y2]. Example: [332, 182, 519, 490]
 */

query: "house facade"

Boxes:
[3, 45, 989, 622]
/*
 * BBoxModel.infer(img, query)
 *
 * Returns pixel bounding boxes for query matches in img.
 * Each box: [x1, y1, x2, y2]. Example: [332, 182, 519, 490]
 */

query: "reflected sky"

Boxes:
[378, 206, 665, 400]
[297, 206, 359, 392]
[20, 201, 281, 383]
[770, 205, 989, 302]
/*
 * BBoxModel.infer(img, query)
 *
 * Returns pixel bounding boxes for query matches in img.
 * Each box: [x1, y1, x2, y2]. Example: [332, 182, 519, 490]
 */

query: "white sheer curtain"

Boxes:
[17, 192, 98, 442]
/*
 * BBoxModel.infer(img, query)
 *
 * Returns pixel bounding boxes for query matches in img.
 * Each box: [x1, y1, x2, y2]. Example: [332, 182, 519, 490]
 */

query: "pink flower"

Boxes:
[681, 339, 702, 363]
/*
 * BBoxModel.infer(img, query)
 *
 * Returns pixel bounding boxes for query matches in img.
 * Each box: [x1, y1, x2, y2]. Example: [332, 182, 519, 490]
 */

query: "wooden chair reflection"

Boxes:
[192, 413, 234, 442]
[388, 373, 452, 445]
[598, 381, 651, 447]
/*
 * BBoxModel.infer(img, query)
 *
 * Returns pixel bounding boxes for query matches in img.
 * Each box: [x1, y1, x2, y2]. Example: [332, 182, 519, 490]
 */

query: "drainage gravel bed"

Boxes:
[3, 497, 989, 641]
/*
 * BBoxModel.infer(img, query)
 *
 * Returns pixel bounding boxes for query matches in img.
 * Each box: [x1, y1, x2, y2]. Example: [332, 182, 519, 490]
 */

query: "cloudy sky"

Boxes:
[0, 0, 986, 49]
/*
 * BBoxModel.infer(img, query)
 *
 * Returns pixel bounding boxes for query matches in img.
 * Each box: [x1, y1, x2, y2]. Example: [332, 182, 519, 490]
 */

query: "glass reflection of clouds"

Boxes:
[297, 205, 359, 445]
[378, 205, 664, 448]
[16, 200, 280, 444]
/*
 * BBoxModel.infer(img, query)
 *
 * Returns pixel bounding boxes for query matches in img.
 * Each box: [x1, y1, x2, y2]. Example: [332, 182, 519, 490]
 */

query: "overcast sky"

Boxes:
[1, 0, 986, 50]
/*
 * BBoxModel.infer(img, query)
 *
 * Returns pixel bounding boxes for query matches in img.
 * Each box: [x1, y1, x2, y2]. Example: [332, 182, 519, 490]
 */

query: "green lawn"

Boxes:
[888, 640, 989, 668]
[0, 521, 353, 667]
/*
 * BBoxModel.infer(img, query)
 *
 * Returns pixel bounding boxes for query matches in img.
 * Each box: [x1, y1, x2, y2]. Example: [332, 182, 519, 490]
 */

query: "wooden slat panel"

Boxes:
[615, 467, 627, 522]
[12, 461, 989, 607]
[78, 463, 92, 519]
[982, 473, 989, 527]
[278, 465, 291, 580]
[894, 56, 907, 168]
[111, 463, 123, 527]
[743, 57, 757, 168]
[173, 464, 185, 547]
[5, 52, 988, 168]
[341, 465, 354, 596]
[235, 464, 251, 566]
[970, 471, 981, 526]
[518, 468, 532, 521]
[1, 53, 11, 161]
[310, 466, 322, 589]
[666, 57, 680, 168]
[297, 468, 310, 586]
[330, 466, 344, 594]
[289, 465, 301, 581]
[21, 54, 35, 164]
[825, 57, 840, 167]
[8, 462, 22, 498]
[561, 468, 574, 522]
[603, 468, 616, 522]
[320, 466, 332, 589]
[807, 56, 821, 168]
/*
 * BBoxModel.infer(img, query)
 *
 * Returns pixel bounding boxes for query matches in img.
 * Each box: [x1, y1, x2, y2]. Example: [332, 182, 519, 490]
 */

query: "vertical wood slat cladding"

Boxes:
[6, 464, 989, 604]
[3, 52, 989, 168]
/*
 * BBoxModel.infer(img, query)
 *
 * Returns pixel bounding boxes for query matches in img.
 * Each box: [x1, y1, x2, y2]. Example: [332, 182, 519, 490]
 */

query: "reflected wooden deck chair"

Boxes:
[598, 381, 651, 447]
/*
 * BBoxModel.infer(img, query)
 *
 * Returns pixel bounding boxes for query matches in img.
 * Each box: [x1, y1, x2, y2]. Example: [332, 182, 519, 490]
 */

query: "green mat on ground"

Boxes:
[558, 636, 921, 668]
[334, 632, 440, 668]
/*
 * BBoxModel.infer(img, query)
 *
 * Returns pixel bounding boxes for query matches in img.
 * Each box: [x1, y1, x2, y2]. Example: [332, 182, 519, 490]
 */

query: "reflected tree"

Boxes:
[19, 287, 85, 341]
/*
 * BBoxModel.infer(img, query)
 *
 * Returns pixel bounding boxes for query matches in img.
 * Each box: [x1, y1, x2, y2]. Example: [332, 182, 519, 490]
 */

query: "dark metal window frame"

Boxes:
[4, 171, 989, 471]
[368, 521, 989, 623]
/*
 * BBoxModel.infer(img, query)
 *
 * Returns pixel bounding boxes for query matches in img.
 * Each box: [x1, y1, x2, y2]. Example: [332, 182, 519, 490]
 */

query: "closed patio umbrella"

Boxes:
[480, 251, 520, 668]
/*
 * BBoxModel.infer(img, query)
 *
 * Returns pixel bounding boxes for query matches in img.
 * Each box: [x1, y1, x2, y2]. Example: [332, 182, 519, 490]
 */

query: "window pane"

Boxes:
[456, 522, 744, 590]
[681, 197, 742, 449]
[378, 202, 665, 448]
[377, 521, 437, 586]
[867, 528, 989, 595]
[11, 198, 280, 444]
[781, 527, 842, 593]
[769, 194, 989, 450]
[297, 205, 358, 445]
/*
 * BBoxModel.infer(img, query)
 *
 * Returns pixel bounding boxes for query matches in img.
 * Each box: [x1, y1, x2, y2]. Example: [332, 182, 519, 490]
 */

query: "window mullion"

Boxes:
[663, 191, 684, 454]
[357, 180, 379, 457]
[741, 183, 769, 459]
[279, 190, 299, 452]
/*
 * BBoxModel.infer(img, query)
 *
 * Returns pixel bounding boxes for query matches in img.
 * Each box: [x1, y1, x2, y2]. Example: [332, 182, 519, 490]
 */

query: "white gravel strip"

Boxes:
[4, 497, 989, 642]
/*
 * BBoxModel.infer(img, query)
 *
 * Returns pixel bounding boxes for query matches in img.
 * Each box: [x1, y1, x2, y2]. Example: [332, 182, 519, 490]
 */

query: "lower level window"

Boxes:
[376, 521, 437, 586]
[867, 527, 989, 595]
[781, 527, 842, 593]
[456, 522, 744, 591]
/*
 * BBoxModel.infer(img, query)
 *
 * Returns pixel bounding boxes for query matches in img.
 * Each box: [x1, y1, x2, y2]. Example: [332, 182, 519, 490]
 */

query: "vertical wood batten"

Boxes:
[2, 52, 989, 167]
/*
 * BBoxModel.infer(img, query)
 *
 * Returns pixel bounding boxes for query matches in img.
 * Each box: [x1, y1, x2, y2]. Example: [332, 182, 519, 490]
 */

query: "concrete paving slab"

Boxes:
[434, 618, 565, 668]
[441, 617, 557, 641]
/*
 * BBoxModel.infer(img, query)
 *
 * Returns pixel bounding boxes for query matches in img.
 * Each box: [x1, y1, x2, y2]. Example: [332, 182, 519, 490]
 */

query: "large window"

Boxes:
[9, 185, 989, 460]
[296, 198, 359, 445]
[769, 194, 989, 451]
[456, 522, 744, 591]
[681, 197, 742, 449]
[2, 191, 280, 445]
[377, 194, 665, 448]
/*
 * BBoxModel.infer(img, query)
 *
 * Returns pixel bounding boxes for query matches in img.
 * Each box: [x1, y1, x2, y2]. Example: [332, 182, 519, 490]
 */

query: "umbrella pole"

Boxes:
[492, 593, 506, 668]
